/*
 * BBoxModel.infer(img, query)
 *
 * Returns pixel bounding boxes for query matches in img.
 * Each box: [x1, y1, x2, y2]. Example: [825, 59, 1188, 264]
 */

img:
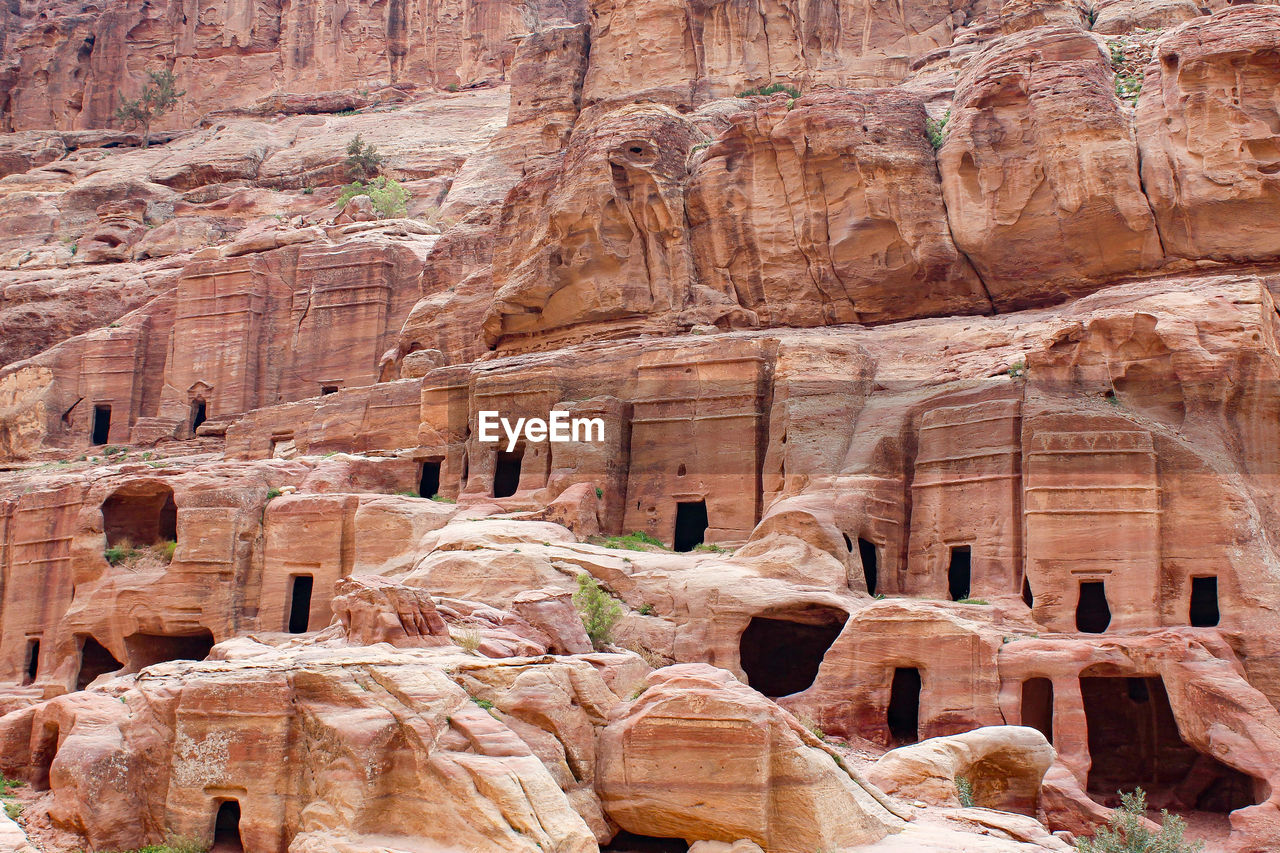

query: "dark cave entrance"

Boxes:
[190, 399, 207, 434]
[91, 404, 111, 445]
[418, 459, 442, 498]
[22, 637, 40, 685]
[1189, 576, 1219, 627]
[859, 538, 879, 595]
[76, 636, 123, 690]
[1022, 576, 1034, 608]
[738, 607, 847, 698]
[1077, 581, 1112, 633]
[124, 630, 215, 671]
[673, 500, 708, 552]
[1021, 677, 1054, 743]
[601, 831, 689, 852]
[1082, 673, 1257, 812]
[287, 575, 314, 634]
[102, 484, 178, 548]
[213, 799, 243, 852]
[948, 545, 971, 601]
[887, 666, 922, 746]
[493, 449, 523, 498]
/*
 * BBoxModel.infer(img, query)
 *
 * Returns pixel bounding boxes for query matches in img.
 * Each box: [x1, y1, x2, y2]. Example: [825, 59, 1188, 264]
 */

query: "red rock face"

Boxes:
[6, 1, 1280, 852]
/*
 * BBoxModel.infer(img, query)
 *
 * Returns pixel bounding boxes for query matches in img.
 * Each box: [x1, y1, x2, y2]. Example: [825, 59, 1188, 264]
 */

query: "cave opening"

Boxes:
[213, 799, 243, 852]
[672, 500, 708, 552]
[22, 638, 39, 685]
[321, 384, 339, 396]
[887, 666, 922, 746]
[1021, 677, 1054, 743]
[1022, 576, 1034, 608]
[738, 607, 847, 698]
[948, 545, 971, 601]
[1082, 673, 1257, 812]
[859, 538, 879, 595]
[124, 630, 215, 671]
[418, 459, 441, 498]
[601, 831, 689, 852]
[287, 575, 314, 634]
[1189, 576, 1219, 627]
[190, 398, 207, 433]
[91, 404, 111, 445]
[76, 636, 123, 690]
[493, 449, 523, 498]
[1077, 581, 1112, 633]
[102, 484, 178, 548]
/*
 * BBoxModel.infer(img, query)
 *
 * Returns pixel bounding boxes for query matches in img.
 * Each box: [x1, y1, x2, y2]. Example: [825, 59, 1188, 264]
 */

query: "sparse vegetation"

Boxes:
[637, 603, 655, 616]
[336, 176, 410, 219]
[129, 837, 210, 853]
[1077, 788, 1204, 853]
[926, 110, 951, 149]
[114, 69, 185, 148]
[453, 628, 482, 654]
[596, 531, 668, 552]
[1, 774, 24, 821]
[958, 598, 990, 605]
[105, 538, 176, 567]
[430, 493, 456, 504]
[344, 133, 384, 180]
[693, 542, 732, 554]
[266, 487, 283, 500]
[1108, 37, 1153, 107]
[573, 574, 624, 649]
[737, 82, 802, 99]
[956, 776, 976, 807]
[1007, 359, 1026, 378]
[595, 486, 604, 499]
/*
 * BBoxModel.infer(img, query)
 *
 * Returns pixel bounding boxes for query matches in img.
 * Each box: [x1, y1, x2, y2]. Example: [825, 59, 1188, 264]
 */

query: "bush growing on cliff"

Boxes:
[1077, 788, 1204, 853]
[345, 134, 384, 179]
[737, 82, 801, 99]
[336, 176, 410, 219]
[114, 70, 184, 148]
[926, 110, 951, 149]
[573, 574, 623, 649]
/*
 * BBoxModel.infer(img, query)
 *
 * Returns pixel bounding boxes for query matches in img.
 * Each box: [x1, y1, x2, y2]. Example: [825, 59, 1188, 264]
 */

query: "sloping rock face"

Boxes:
[5, 1, 1280, 853]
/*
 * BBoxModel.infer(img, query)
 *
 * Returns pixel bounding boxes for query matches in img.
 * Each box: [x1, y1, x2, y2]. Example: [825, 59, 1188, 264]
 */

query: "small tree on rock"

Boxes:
[573, 574, 623, 649]
[345, 134, 384, 180]
[114, 69, 184, 148]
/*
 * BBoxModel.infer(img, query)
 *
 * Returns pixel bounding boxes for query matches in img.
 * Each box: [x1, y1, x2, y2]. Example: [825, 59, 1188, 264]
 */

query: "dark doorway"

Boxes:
[887, 667, 922, 745]
[1022, 576, 1034, 608]
[493, 449, 523, 498]
[1189, 576, 1219, 627]
[673, 500, 708, 552]
[601, 831, 689, 852]
[321, 384, 339, 396]
[124, 631, 215, 670]
[738, 608, 848, 698]
[190, 399, 207, 433]
[859, 538, 879, 595]
[1082, 674, 1256, 812]
[23, 638, 40, 685]
[76, 636, 123, 690]
[91, 404, 111, 445]
[418, 460, 441, 498]
[948, 546, 971, 601]
[213, 800, 243, 851]
[1077, 581, 1112, 633]
[1021, 677, 1054, 743]
[288, 575, 314, 633]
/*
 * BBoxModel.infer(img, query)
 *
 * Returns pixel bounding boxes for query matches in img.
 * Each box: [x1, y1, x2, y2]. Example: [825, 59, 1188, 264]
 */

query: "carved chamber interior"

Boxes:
[101, 483, 178, 548]
[887, 667, 922, 746]
[493, 449, 523, 498]
[601, 831, 689, 852]
[124, 630, 215, 671]
[213, 799, 243, 852]
[672, 500, 708, 552]
[76, 636, 123, 690]
[1081, 673, 1258, 812]
[738, 606, 848, 698]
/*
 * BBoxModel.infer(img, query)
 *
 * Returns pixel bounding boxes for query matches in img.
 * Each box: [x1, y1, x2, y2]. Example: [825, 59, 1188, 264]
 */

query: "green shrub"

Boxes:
[956, 776, 975, 807]
[105, 542, 140, 565]
[958, 598, 990, 605]
[637, 603, 655, 616]
[3, 801, 18, 820]
[926, 110, 951, 149]
[573, 574, 624, 649]
[430, 493, 456, 504]
[1077, 788, 1204, 853]
[472, 696, 494, 711]
[597, 531, 668, 552]
[152, 540, 177, 562]
[344, 133, 383, 179]
[595, 486, 604, 499]
[0, 775, 24, 796]
[336, 176, 410, 219]
[131, 835, 209, 853]
[266, 487, 283, 500]
[737, 82, 801, 99]
[693, 542, 732, 554]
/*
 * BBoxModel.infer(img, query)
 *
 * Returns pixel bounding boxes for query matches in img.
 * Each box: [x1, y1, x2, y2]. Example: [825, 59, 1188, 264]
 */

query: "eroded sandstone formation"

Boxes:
[2, 0, 1280, 852]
